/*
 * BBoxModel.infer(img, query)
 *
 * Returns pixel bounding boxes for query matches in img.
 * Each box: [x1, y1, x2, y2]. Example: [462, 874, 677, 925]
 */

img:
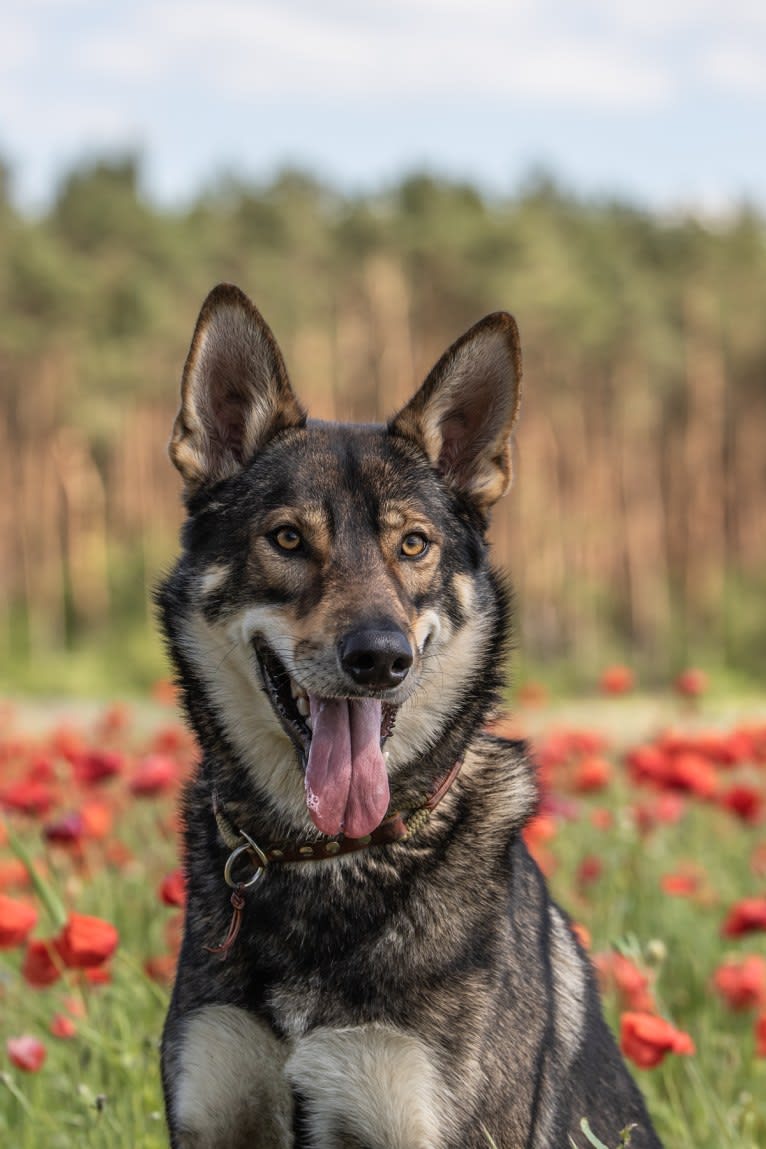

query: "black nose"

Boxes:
[339, 627, 413, 689]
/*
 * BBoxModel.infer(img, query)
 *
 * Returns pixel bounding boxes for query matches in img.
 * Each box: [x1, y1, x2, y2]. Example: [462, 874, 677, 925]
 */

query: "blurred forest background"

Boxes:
[0, 156, 764, 695]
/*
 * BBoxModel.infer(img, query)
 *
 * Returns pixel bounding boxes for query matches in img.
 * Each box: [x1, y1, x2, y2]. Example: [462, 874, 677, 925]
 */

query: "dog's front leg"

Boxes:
[287, 1025, 446, 1149]
[165, 1003, 294, 1149]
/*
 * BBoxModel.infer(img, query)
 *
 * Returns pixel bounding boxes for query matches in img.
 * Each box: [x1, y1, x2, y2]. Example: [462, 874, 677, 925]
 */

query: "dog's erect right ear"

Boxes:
[389, 312, 522, 513]
[169, 284, 305, 494]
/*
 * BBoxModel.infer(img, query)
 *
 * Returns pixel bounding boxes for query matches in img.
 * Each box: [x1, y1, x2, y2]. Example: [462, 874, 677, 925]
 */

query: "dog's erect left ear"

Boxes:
[169, 284, 305, 494]
[389, 312, 522, 511]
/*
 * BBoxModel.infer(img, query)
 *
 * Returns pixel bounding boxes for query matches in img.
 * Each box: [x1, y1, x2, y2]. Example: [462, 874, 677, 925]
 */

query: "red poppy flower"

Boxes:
[626, 744, 668, 787]
[73, 749, 124, 787]
[43, 811, 85, 845]
[159, 869, 186, 908]
[522, 814, 557, 875]
[612, 955, 656, 1014]
[635, 792, 687, 834]
[0, 777, 56, 816]
[722, 897, 766, 938]
[752, 725, 766, 765]
[63, 995, 87, 1018]
[517, 681, 548, 708]
[569, 730, 609, 756]
[756, 1013, 766, 1058]
[718, 729, 755, 766]
[80, 798, 113, 840]
[576, 855, 603, 888]
[7, 1035, 47, 1072]
[95, 702, 132, 739]
[54, 913, 119, 968]
[27, 754, 57, 781]
[523, 813, 556, 847]
[21, 939, 61, 987]
[620, 1012, 695, 1069]
[599, 665, 634, 695]
[533, 731, 571, 774]
[144, 953, 177, 986]
[0, 894, 38, 948]
[571, 922, 591, 951]
[82, 965, 111, 986]
[660, 866, 703, 898]
[151, 723, 193, 755]
[50, 1013, 77, 1039]
[674, 668, 708, 698]
[572, 756, 612, 793]
[129, 754, 176, 796]
[152, 678, 179, 706]
[541, 792, 579, 821]
[0, 858, 30, 890]
[721, 785, 763, 825]
[104, 840, 134, 869]
[49, 724, 86, 764]
[656, 795, 684, 822]
[667, 752, 718, 798]
[712, 956, 766, 1011]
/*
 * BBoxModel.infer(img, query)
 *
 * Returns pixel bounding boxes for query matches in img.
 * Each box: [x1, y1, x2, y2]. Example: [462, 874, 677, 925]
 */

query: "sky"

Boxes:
[3, 0, 765, 213]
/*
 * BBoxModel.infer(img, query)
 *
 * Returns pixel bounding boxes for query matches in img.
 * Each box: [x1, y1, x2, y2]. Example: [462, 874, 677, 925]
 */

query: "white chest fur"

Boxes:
[173, 1004, 446, 1149]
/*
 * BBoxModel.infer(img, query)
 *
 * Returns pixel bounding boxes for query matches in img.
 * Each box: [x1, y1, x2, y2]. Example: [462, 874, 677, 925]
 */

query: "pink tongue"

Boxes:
[304, 696, 390, 838]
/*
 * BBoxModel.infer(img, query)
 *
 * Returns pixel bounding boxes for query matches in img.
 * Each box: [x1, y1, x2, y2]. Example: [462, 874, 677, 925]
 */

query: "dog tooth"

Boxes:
[296, 696, 310, 718]
[305, 715, 313, 731]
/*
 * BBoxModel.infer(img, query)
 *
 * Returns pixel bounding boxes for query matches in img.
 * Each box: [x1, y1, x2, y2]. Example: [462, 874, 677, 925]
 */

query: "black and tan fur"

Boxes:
[158, 284, 662, 1149]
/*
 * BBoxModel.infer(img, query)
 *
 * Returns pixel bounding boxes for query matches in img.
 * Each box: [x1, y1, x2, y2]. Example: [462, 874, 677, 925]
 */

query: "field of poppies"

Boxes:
[1, 673, 765, 1149]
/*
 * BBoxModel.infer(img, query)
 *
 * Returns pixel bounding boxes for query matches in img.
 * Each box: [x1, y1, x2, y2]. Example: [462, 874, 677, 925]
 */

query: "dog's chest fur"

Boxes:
[167, 757, 559, 1149]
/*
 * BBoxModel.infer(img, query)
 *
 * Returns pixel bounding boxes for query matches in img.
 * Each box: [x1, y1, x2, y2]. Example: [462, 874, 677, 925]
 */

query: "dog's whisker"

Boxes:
[213, 641, 240, 673]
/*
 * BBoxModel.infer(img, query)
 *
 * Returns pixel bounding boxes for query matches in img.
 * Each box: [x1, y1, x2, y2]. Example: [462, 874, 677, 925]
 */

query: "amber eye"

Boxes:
[400, 532, 430, 559]
[272, 526, 303, 552]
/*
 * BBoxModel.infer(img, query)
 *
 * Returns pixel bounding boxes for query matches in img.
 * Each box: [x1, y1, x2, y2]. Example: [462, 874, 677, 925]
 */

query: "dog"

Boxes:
[157, 283, 663, 1149]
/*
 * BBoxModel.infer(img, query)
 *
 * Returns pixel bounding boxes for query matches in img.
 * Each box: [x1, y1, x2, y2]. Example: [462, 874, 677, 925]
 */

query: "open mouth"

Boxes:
[254, 641, 398, 839]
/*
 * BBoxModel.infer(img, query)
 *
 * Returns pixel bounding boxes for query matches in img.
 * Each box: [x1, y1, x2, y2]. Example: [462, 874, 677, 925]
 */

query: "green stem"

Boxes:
[0, 1071, 33, 1116]
[3, 820, 67, 929]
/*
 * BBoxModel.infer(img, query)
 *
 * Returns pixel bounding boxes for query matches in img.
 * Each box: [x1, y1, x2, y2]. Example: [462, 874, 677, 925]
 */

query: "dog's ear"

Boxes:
[389, 312, 522, 511]
[169, 284, 305, 493]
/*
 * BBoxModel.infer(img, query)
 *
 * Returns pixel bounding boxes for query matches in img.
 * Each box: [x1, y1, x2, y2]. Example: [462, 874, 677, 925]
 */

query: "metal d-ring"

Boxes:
[223, 830, 269, 890]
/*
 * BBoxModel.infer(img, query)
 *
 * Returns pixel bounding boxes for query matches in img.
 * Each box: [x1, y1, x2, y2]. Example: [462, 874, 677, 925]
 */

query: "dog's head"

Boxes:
[162, 284, 521, 837]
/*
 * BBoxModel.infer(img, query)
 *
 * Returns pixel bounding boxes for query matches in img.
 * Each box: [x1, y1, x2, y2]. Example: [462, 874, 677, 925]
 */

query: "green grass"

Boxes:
[545, 787, 766, 1148]
[1, 697, 765, 1146]
[1, 971, 168, 1149]
[0, 624, 169, 698]
[1, 797, 176, 1148]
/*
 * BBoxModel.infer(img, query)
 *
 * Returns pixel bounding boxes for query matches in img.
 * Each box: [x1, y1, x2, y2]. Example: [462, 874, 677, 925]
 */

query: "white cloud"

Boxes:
[2, 0, 765, 209]
[705, 44, 766, 97]
[69, 0, 672, 110]
[79, 34, 166, 82]
[0, 12, 36, 70]
[588, 0, 766, 33]
[497, 43, 670, 108]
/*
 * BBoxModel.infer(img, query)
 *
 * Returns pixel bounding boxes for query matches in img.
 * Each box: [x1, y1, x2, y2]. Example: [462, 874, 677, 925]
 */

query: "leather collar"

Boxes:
[204, 757, 464, 957]
[212, 755, 464, 868]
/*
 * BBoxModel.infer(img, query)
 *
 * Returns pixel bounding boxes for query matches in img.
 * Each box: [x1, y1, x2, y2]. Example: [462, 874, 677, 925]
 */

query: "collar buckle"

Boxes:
[222, 828, 269, 889]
